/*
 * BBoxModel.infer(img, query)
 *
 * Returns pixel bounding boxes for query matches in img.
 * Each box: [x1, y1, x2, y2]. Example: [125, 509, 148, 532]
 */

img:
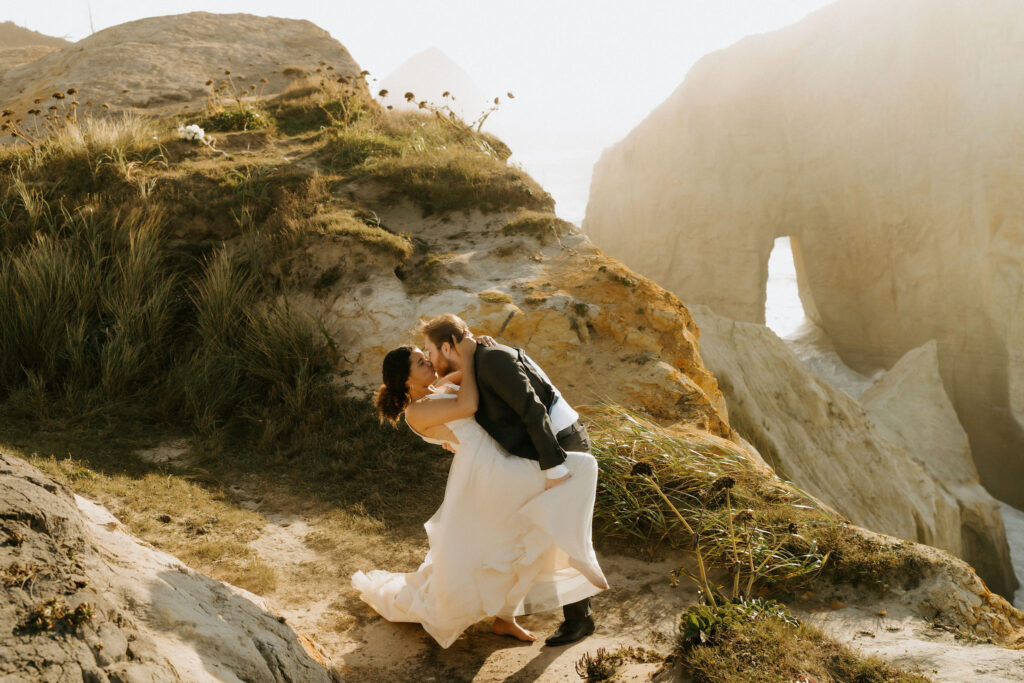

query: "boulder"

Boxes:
[584, 0, 1024, 506]
[0, 452, 332, 682]
[860, 340, 1016, 597]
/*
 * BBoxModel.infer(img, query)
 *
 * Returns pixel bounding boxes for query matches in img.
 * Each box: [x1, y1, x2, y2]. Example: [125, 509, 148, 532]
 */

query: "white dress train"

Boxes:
[351, 391, 608, 648]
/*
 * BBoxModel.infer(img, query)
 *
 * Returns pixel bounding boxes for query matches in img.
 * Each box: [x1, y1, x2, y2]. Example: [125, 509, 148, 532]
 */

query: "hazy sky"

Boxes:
[4, 0, 836, 221]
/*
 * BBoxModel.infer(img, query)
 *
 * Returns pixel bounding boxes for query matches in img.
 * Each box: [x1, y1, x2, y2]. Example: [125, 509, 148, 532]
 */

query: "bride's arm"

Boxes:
[406, 338, 479, 431]
[433, 370, 463, 388]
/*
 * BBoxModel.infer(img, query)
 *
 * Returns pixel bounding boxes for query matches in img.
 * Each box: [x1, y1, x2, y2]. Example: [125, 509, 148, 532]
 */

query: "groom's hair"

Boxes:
[419, 313, 469, 351]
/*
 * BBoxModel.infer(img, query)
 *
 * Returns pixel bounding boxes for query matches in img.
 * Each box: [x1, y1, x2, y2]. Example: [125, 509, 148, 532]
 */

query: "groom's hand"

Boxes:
[545, 473, 572, 490]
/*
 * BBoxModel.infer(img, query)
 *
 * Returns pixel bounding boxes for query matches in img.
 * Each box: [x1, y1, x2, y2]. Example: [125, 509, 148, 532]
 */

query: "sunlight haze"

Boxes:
[4, 0, 835, 222]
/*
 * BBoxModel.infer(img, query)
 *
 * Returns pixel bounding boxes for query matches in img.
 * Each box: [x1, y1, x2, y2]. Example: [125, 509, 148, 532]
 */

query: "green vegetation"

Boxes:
[675, 598, 930, 682]
[321, 123, 404, 170]
[589, 406, 829, 600]
[0, 192, 333, 443]
[312, 209, 413, 259]
[202, 107, 271, 133]
[501, 209, 573, 242]
[477, 289, 513, 304]
[197, 71, 272, 132]
[589, 405, 926, 596]
[574, 646, 663, 682]
[582, 405, 933, 682]
[266, 79, 377, 136]
[364, 145, 552, 216]
[0, 78, 531, 597]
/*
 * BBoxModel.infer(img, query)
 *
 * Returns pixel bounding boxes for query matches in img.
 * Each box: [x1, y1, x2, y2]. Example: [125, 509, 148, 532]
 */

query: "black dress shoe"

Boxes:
[544, 616, 595, 646]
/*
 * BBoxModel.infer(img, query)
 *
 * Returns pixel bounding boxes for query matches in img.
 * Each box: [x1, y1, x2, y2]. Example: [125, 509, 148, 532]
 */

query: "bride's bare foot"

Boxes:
[492, 617, 537, 642]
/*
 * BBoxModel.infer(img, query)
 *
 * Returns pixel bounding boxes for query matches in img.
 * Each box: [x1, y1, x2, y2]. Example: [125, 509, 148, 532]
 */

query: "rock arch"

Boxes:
[584, 0, 1024, 506]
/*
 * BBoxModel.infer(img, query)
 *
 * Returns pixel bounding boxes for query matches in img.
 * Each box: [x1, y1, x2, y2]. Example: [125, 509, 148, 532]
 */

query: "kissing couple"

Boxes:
[352, 313, 609, 648]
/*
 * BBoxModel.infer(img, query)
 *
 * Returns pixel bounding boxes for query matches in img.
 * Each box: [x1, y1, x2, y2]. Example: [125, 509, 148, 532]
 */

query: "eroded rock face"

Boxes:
[0, 453, 331, 682]
[690, 306, 1017, 597]
[307, 191, 732, 441]
[583, 0, 1024, 506]
[0, 12, 363, 117]
[860, 340, 1016, 596]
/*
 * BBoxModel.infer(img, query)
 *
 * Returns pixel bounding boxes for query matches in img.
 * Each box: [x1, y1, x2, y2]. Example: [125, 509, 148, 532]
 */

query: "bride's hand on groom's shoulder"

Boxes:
[476, 335, 497, 347]
[458, 336, 478, 357]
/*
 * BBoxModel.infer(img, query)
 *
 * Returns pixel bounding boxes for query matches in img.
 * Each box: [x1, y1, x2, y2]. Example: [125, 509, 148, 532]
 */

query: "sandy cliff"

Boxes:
[302, 187, 733, 440]
[583, 0, 1024, 508]
[692, 305, 1017, 597]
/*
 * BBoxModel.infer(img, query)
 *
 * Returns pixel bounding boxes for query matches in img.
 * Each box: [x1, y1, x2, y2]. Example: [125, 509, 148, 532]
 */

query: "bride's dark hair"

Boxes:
[375, 345, 415, 424]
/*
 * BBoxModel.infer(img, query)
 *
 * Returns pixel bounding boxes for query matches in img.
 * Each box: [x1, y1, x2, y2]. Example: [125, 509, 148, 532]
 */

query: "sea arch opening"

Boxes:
[765, 235, 815, 339]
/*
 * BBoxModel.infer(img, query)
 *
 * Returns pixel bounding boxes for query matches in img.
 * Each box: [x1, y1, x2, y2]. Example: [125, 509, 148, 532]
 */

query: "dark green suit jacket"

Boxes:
[472, 343, 568, 471]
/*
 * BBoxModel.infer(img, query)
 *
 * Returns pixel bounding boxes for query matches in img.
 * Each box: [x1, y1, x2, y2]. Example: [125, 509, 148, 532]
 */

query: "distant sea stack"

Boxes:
[378, 47, 488, 120]
[0, 20, 70, 48]
[0, 12, 364, 115]
[0, 21, 70, 73]
[583, 0, 1024, 508]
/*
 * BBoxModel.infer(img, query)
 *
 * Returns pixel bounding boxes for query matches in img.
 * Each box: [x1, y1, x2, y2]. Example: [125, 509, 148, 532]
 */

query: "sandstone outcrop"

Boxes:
[307, 192, 732, 439]
[690, 305, 1017, 597]
[583, 0, 1024, 506]
[0, 452, 331, 681]
[860, 340, 1016, 597]
[0, 13, 363, 119]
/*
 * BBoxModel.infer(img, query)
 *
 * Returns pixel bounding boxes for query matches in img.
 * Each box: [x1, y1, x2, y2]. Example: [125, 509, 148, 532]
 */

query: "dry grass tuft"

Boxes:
[477, 289, 513, 304]
[363, 146, 552, 216]
[501, 209, 574, 242]
[588, 405, 926, 598]
[676, 597, 931, 682]
[311, 210, 413, 259]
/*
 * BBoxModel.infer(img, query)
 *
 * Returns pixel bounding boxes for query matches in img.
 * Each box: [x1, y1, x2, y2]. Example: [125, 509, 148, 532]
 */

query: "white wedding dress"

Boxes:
[351, 389, 608, 648]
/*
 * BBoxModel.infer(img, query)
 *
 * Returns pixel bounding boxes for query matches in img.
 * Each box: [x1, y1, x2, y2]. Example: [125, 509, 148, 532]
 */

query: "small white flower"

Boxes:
[178, 123, 206, 142]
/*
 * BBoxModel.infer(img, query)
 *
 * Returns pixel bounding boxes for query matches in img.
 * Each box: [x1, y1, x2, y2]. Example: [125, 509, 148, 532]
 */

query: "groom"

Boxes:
[419, 313, 597, 647]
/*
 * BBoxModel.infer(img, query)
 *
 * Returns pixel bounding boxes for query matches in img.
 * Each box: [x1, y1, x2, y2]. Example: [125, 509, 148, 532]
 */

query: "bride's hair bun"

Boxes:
[376, 346, 414, 424]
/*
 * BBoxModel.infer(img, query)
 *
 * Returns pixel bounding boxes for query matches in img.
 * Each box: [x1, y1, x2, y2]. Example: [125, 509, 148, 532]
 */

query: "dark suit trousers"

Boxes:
[554, 421, 594, 624]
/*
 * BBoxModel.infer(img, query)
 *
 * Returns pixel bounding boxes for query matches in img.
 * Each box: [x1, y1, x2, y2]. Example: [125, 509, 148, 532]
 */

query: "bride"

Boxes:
[351, 336, 607, 648]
